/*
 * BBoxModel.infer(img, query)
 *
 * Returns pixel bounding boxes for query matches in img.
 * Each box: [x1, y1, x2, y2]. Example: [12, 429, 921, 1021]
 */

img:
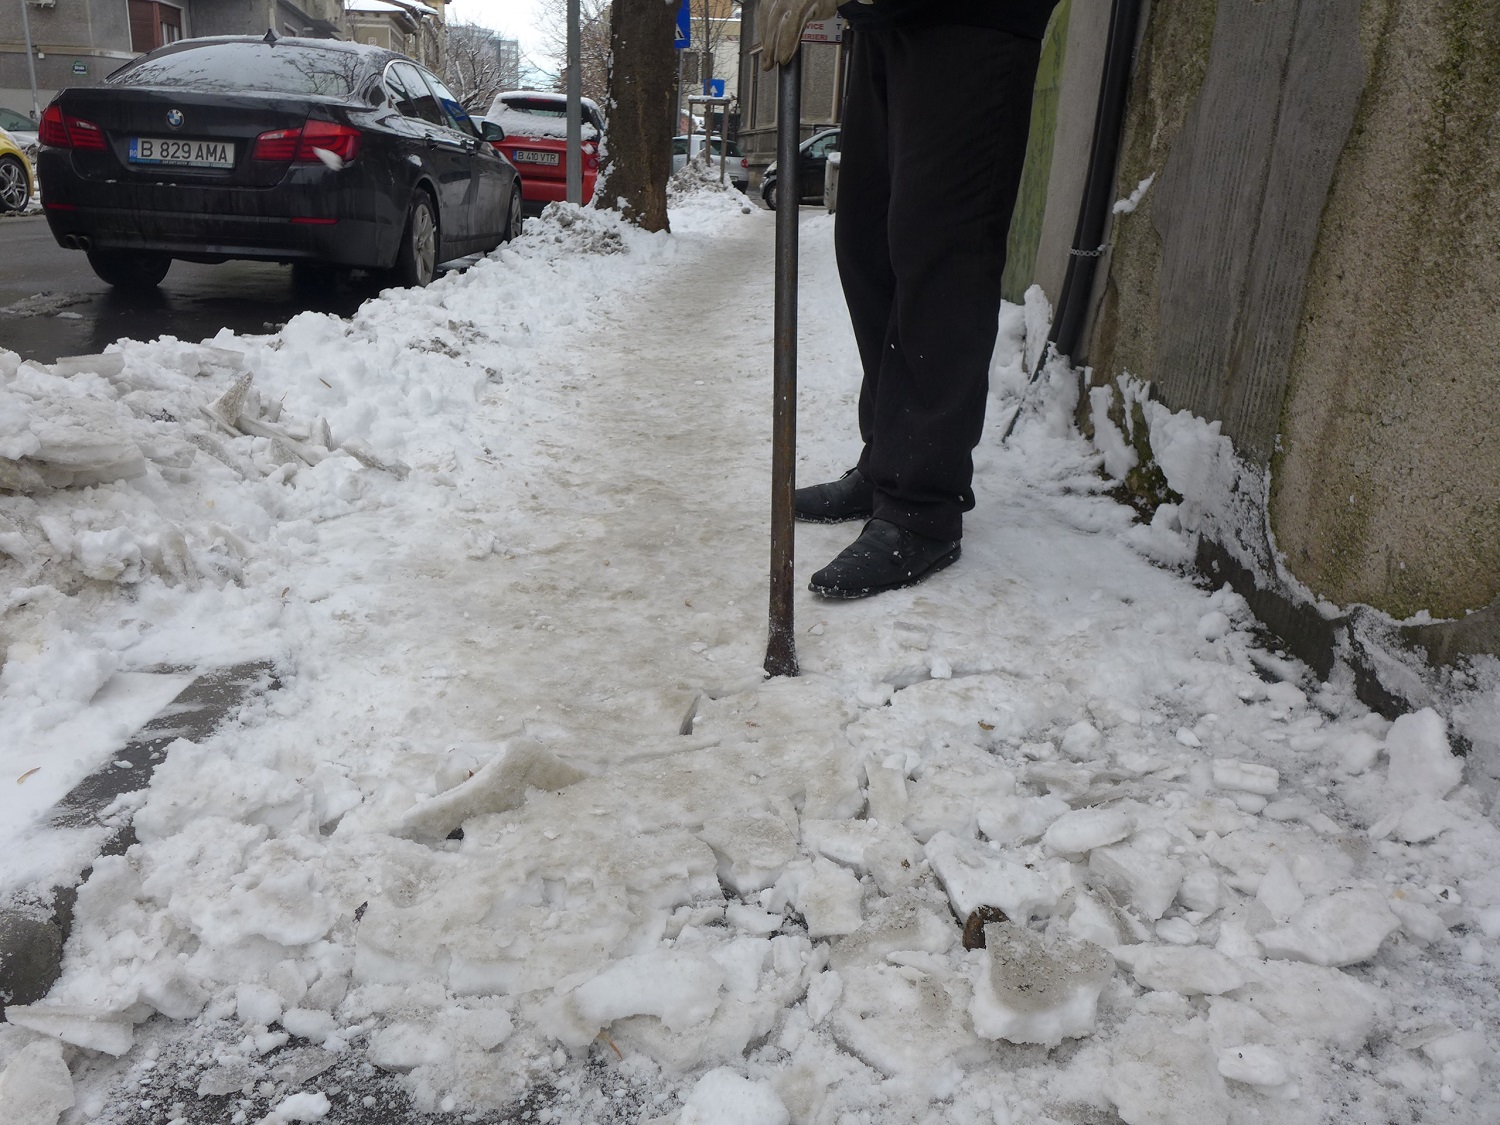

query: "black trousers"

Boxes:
[835, 25, 1043, 541]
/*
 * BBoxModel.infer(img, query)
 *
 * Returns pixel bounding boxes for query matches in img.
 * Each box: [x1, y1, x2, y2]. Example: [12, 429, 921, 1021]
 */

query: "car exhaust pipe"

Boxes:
[77, 236, 91, 251]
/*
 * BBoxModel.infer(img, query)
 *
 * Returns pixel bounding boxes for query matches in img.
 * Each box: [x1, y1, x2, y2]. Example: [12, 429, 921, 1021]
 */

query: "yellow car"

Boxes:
[0, 127, 36, 213]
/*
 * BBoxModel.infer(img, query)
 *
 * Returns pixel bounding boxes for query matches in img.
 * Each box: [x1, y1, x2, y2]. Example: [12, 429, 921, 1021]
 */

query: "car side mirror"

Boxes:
[481, 120, 506, 143]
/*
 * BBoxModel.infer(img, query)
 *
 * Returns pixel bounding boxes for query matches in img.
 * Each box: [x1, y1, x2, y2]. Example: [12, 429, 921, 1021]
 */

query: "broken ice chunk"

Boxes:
[1255, 859, 1304, 923]
[1060, 721, 1104, 760]
[0, 1039, 75, 1125]
[800, 818, 885, 872]
[779, 857, 864, 938]
[700, 811, 799, 895]
[1109, 1016, 1230, 1125]
[1067, 892, 1122, 948]
[4, 1003, 134, 1056]
[969, 922, 1113, 1046]
[1384, 708, 1462, 799]
[1259, 889, 1401, 967]
[680, 1068, 790, 1125]
[399, 740, 587, 839]
[975, 793, 1069, 846]
[925, 831, 1059, 922]
[829, 891, 955, 969]
[726, 903, 783, 936]
[1177, 869, 1222, 914]
[1212, 759, 1279, 796]
[1236, 961, 1382, 1047]
[863, 831, 924, 895]
[1120, 946, 1246, 995]
[1330, 730, 1383, 774]
[1089, 842, 1184, 922]
[906, 768, 1014, 842]
[865, 761, 910, 824]
[1217, 1043, 1291, 1088]
[550, 950, 725, 1048]
[1042, 806, 1133, 857]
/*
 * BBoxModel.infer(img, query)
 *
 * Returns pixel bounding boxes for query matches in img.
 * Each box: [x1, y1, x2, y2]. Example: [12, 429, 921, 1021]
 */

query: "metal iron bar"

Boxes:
[764, 50, 802, 679]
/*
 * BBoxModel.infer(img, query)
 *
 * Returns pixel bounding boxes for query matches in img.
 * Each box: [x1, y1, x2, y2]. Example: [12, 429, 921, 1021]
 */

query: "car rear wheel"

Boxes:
[390, 192, 437, 288]
[86, 248, 170, 288]
[502, 185, 523, 243]
[0, 155, 29, 212]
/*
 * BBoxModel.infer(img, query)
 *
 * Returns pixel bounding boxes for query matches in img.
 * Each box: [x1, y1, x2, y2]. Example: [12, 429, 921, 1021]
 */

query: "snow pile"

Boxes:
[0, 198, 1496, 1125]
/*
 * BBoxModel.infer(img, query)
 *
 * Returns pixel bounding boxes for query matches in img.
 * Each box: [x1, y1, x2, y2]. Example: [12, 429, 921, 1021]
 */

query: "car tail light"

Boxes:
[253, 120, 360, 164]
[297, 119, 360, 162]
[40, 105, 106, 150]
[252, 128, 300, 162]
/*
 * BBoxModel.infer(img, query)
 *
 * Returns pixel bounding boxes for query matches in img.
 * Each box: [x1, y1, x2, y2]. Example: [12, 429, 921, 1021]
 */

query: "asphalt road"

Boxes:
[0, 213, 386, 365]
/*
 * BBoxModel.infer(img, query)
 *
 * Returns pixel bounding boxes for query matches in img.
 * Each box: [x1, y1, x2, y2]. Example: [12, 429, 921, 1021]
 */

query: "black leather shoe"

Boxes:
[809, 519, 961, 599]
[795, 468, 875, 523]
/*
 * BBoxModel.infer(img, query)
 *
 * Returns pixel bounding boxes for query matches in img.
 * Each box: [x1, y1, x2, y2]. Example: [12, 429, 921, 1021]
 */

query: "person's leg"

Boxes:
[832, 30, 894, 459]
[796, 29, 890, 524]
[860, 26, 1043, 542]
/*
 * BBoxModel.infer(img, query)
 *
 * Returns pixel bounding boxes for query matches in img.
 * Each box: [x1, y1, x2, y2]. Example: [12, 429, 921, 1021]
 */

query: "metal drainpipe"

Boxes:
[1039, 0, 1145, 372]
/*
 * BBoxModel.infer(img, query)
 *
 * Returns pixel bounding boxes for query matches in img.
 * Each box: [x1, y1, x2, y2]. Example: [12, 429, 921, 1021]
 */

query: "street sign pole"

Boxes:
[565, 0, 582, 204]
[18, 0, 41, 122]
[674, 0, 690, 138]
[764, 47, 802, 679]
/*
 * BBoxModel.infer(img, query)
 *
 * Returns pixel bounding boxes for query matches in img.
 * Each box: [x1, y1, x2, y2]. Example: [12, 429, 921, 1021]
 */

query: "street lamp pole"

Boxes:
[565, 0, 582, 204]
[18, 0, 41, 122]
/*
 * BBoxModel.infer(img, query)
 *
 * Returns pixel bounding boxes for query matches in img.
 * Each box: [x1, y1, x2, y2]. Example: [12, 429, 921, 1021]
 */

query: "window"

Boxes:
[111, 41, 371, 98]
[389, 62, 445, 127]
[128, 0, 182, 54]
[420, 70, 478, 138]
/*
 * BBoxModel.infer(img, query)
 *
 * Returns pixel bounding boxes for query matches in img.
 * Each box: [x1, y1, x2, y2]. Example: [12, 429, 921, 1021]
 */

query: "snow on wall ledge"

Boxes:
[1, 199, 1498, 1125]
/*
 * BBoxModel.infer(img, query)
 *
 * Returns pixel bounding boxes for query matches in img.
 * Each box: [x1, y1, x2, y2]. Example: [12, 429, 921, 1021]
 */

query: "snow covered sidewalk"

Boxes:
[2, 189, 1498, 1125]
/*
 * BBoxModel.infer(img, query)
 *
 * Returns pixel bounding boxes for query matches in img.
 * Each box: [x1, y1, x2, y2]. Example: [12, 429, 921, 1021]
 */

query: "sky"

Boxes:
[447, 0, 550, 59]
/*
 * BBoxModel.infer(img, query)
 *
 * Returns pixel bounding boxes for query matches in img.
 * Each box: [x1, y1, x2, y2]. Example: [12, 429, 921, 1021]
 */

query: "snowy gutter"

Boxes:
[0, 661, 279, 1018]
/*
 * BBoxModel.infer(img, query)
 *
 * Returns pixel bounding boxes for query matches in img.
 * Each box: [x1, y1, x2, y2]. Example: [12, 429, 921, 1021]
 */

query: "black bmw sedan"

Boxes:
[37, 35, 522, 290]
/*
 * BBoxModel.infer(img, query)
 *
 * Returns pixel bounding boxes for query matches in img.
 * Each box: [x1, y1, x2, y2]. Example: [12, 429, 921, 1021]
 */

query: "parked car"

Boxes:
[0, 107, 39, 160]
[0, 127, 36, 213]
[37, 35, 523, 290]
[761, 127, 840, 210]
[671, 135, 750, 192]
[483, 90, 604, 216]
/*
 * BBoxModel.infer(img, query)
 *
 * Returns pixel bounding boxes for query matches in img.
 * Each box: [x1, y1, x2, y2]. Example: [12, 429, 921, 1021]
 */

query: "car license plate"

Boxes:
[129, 137, 235, 169]
[513, 149, 560, 166]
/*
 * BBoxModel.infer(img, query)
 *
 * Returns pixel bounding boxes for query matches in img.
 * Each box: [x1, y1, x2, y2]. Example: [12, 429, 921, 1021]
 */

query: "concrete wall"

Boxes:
[1270, 0, 1500, 620]
[1087, 0, 1499, 639]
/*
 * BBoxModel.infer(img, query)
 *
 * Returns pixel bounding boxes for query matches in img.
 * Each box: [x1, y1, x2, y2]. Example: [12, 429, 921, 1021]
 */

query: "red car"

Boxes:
[482, 90, 604, 216]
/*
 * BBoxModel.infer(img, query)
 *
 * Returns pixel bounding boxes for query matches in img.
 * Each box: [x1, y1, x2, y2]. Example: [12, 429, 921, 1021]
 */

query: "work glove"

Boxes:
[760, 0, 850, 70]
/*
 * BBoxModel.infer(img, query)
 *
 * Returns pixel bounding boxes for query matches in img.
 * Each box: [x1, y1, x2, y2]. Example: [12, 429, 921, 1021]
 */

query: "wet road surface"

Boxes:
[0, 214, 400, 364]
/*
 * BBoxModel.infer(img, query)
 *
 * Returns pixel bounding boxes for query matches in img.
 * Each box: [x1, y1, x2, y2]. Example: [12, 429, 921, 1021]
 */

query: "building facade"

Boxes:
[734, 0, 847, 177]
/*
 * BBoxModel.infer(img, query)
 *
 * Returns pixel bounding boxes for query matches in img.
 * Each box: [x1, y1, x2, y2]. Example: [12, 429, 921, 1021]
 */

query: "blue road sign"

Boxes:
[675, 1, 691, 49]
[706, 78, 725, 98]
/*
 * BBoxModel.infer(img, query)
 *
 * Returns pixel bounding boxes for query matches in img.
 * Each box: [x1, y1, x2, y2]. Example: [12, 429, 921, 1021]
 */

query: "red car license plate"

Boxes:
[513, 149, 560, 166]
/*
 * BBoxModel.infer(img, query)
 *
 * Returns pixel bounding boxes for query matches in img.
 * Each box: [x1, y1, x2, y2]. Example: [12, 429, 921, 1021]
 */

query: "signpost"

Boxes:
[800, 16, 846, 44]
[675, 1, 690, 136]
[565, 0, 581, 204]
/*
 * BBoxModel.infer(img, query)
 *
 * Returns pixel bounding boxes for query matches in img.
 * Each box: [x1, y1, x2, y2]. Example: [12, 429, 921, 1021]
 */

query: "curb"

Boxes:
[0, 661, 278, 1018]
